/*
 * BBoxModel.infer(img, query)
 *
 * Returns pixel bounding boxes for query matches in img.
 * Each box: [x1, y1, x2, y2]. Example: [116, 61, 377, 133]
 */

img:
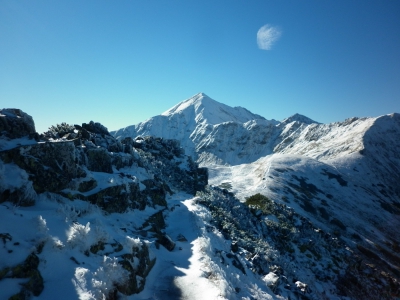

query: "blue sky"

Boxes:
[1, 0, 399, 133]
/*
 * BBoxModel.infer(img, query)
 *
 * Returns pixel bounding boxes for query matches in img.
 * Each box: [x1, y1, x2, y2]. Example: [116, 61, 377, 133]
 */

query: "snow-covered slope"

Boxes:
[112, 94, 400, 296]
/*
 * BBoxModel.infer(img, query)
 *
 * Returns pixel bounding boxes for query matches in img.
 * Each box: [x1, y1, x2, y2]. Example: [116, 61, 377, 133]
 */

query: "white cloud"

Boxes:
[257, 24, 282, 50]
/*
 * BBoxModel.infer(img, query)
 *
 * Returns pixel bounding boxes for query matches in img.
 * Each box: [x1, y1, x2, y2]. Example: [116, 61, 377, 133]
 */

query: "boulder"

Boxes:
[0, 109, 38, 140]
[157, 234, 175, 251]
[1, 141, 77, 193]
[117, 241, 156, 295]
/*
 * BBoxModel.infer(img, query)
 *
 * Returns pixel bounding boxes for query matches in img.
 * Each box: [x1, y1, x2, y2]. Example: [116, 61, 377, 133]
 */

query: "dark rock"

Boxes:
[231, 241, 239, 253]
[226, 253, 246, 275]
[0, 109, 38, 140]
[8, 290, 29, 300]
[117, 241, 156, 295]
[0, 189, 10, 204]
[141, 210, 166, 233]
[85, 182, 146, 213]
[90, 241, 106, 254]
[176, 234, 188, 242]
[70, 256, 80, 265]
[131, 136, 208, 195]
[81, 128, 90, 139]
[86, 147, 113, 173]
[192, 167, 208, 193]
[111, 153, 134, 170]
[141, 179, 168, 207]
[1, 141, 77, 194]
[0, 186, 35, 207]
[107, 140, 123, 153]
[22, 269, 44, 296]
[0, 233, 12, 244]
[82, 121, 110, 136]
[5, 253, 44, 297]
[121, 137, 134, 154]
[157, 234, 176, 251]
[11, 253, 40, 277]
[78, 178, 97, 193]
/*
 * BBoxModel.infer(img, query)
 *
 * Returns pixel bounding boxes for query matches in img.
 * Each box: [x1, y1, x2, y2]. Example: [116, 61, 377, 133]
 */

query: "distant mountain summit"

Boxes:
[113, 93, 268, 150]
[113, 93, 389, 166]
[161, 92, 265, 125]
[280, 113, 319, 125]
[113, 93, 280, 164]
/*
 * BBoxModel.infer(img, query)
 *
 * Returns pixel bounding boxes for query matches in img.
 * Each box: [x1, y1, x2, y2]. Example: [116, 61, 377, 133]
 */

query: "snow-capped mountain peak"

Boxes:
[280, 113, 319, 125]
[161, 92, 265, 125]
[113, 93, 271, 160]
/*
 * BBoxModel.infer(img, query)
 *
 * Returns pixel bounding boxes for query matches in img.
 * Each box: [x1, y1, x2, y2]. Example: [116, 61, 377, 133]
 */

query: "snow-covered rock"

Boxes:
[0, 110, 208, 299]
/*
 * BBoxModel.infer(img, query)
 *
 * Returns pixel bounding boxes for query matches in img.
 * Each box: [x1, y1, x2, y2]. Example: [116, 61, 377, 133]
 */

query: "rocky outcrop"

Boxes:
[84, 182, 146, 212]
[1, 141, 79, 193]
[132, 136, 208, 195]
[0, 110, 207, 212]
[0, 108, 38, 140]
[0, 251, 44, 299]
[0, 109, 208, 298]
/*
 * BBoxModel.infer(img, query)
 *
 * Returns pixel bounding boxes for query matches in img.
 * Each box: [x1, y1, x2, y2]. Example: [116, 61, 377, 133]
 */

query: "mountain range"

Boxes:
[1, 93, 399, 299]
[113, 92, 400, 296]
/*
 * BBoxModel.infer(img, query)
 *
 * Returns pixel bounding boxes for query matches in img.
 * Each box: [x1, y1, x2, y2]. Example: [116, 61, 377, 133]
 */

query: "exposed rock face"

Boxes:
[0, 109, 208, 298]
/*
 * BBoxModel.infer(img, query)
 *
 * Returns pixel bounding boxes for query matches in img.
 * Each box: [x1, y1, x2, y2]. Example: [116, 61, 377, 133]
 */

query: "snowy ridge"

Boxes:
[273, 116, 373, 160]
[112, 93, 395, 167]
[112, 93, 400, 298]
